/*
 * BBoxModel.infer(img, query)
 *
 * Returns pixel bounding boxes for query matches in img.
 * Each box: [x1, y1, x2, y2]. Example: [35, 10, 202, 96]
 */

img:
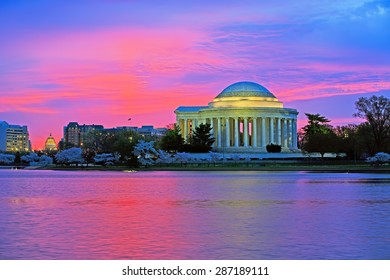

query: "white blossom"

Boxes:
[374, 152, 390, 162]
[174, 152, 190, 164]
[94, 153, 120, 165]
[21, 152, 40, 163]
[366, 152, 390, 164]
[21, 153, 53, 166]
[55, 147, 84, 165]
[39, 155, 53, 165]
[132, 140, 158, 166]
[209, 151, 222, 163]
[0, 153, 15, 164]
[155, 150, 174, 164]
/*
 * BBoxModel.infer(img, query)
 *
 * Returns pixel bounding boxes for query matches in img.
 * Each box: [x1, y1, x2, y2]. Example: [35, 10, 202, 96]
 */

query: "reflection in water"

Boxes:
[0, 170, 389, 260]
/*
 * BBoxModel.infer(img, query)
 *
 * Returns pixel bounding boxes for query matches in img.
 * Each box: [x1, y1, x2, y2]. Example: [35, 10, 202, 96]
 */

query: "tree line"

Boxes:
[1, 95, 388, 166]
[301, 95, 389, 159]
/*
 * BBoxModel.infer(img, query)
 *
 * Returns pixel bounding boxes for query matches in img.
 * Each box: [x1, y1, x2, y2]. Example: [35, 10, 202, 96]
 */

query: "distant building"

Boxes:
[45, 133, 57, 151]
[63, 122, 80, 146]
[0, 121, 31, 152]
[154, 127, 169, 136]
[63, 122, 104, 146]
[79, 124, 104, 146]
[63, 122, 167, 147]
[115, 125, 168, 137]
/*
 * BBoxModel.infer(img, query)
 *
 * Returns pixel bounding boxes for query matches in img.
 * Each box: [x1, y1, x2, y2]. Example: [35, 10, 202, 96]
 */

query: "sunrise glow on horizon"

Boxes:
[1, 0, 389, 149]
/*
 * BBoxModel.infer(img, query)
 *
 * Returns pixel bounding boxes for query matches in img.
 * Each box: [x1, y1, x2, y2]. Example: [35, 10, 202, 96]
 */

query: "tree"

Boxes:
[366, 152, 390, 166]
[132, 140, 158, 167]
[38, 155, 53, 165]
[55, 147, 85, 166]
[303, 132, 340, 158]
[58, 140, 75, 150]
[155, 150, 174, 165]
[83, 129, 140, 161]
[334, 123, 378, 160]
[182, 123, 215, 153]
[302, 113, 340, 157]
[83, 130, 116, 153]
[174, 152, 191, 167]
[354, 95, 390, 153]
[191, 123, 215, 149]
[83, 149, 96, 166]
[94, 153, 120, 166]
[160, 124, 184, 153]
[21, 152, 40, 163]
[302, 113, 332, 136]
[20, 152, 53, 166]
[110, 130, 140, 160]
[356, 122, 377, 156]
[14, 151, 21, 165]
[0, 153, 15, 165]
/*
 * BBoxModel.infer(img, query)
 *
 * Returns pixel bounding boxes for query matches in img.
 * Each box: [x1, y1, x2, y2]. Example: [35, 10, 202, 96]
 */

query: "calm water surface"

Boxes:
[0, 170, 389, 259]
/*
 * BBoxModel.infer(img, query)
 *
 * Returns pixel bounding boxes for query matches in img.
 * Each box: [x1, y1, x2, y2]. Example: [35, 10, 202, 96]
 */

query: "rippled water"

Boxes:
[0, 170, 389, 259]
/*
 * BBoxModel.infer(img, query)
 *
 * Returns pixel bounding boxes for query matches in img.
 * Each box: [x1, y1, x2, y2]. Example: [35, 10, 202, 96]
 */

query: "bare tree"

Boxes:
[354, 95, 390, 153]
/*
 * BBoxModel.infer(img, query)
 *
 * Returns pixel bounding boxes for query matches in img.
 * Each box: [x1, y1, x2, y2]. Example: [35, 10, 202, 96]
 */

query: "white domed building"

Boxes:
[175, 81, 299, 153]
[44, 133, 57, 151]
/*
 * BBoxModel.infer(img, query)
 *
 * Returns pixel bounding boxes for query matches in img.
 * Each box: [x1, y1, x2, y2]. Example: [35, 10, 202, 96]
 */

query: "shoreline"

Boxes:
[7, 164, 389, 173]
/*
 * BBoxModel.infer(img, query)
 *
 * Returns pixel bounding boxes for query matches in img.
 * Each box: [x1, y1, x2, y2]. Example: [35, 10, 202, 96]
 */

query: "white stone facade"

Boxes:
[175, 81, 299, 153]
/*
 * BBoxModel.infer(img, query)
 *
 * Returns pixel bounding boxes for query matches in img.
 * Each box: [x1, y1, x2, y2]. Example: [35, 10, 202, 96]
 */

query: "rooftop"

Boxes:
[216, 81, 276, 99]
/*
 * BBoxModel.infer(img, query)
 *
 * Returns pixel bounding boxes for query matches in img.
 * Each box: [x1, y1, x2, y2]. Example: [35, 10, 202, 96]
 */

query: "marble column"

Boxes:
[230, 119, 234, 146]
[261, 117, 266, 147]
[234, 118, 239, 147]
[292, 119, 298, 149]
[178, 119, 183, 137]
[277, 118, 281, 145]
[243, 117, 248, 147]
[209, 118, 214, 147]
[217, 118, 222, 148]
[225, 118, 230, 148]
[283, 119, 288, 147]
[252, 117, 257, 147]
[193, 119, 198, 132]
[270, 118, 274, 144]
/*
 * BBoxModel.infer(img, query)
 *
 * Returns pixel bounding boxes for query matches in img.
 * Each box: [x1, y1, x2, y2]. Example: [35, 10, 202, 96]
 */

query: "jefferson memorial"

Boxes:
[175, 81, 299, 153]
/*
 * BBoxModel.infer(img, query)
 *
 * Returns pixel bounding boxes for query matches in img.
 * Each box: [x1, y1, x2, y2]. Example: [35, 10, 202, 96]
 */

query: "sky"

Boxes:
[1, 0, 389, 149]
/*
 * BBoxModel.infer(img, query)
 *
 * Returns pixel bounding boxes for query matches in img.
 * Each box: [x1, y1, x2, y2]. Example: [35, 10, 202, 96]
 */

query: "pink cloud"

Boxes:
[280, 81, 390, 102]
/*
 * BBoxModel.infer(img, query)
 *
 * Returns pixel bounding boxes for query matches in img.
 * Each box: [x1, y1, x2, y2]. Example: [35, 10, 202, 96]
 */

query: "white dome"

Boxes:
[216, 81, 276, 98]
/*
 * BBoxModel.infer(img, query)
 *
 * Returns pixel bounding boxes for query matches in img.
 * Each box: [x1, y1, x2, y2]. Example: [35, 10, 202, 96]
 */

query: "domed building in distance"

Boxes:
[174, 81, 299, 153]
[44, 133, 57, 151]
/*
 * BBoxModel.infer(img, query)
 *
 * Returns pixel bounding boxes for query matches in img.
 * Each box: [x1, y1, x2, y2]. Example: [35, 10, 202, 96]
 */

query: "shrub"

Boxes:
[266, 143, 282, 153]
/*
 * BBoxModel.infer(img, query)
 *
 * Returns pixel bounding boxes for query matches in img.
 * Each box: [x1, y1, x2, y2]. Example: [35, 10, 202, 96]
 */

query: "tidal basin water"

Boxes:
[0, 170, 389, 260]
